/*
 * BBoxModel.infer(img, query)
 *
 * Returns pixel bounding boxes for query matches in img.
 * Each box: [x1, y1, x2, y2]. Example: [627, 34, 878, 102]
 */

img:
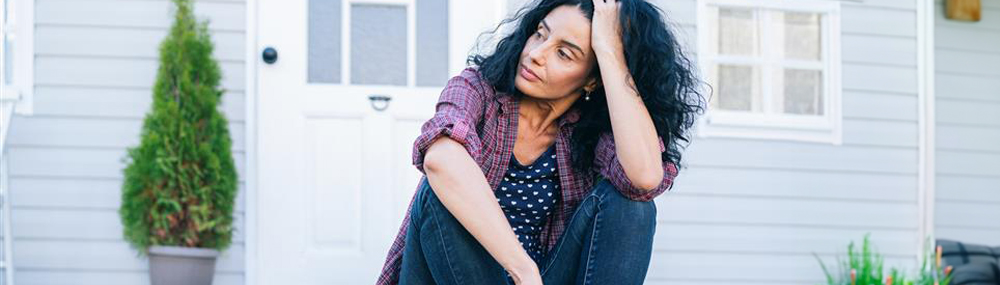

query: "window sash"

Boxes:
[703, 3, 833, 118]
[696, 0, 842, 144]
[1, 0, 33, 114]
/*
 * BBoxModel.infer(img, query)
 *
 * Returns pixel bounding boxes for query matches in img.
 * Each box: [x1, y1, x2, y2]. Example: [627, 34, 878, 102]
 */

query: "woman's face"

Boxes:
[514, 5, 599, 101]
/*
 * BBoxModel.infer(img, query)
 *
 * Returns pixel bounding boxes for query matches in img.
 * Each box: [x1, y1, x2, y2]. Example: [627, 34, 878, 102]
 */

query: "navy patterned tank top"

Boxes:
[494, 143, 561, 263]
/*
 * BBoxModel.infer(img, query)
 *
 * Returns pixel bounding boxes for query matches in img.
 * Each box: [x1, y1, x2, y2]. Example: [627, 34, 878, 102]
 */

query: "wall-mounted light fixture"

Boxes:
[946, 0, 981, 22]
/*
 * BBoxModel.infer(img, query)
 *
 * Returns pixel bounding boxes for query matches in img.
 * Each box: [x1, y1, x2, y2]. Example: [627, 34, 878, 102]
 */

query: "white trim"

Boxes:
[2, 0, 33, 115]
[342, 0, 351, 84]
[244, 0, 259, 284]
[701, 0, 841, 11]
[1, 0, 5, 103]
[760, 8, 773, 115]
[449, 0, 507, 76]
[351, 0, 409, 4]
[0, 1, 29, 283]
[696, 0, 842, 145]
[406, 0, 416, 87]
[0, 154, 14, 285]
[916, 0, 936, 263]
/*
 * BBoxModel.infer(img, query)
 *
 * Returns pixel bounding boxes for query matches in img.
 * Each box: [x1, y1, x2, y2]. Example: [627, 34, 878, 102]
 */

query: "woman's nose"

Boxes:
[528, 45, 546, 66]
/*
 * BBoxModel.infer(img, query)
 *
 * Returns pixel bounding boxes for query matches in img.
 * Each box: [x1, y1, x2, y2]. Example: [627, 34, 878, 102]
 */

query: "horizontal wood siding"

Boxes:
[933, 0, 1000, 246]
[13, 0, 998, 284]
[649, 0, 921, 283]
[5, 0, 247, 284]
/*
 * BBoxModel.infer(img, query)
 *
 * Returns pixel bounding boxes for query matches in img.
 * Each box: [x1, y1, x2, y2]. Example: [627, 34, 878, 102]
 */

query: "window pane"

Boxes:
[718, 8, 756, 56]
[715, 64, 760, 112]
[416, 0, 448, 86]
[783, 12, 821, 60]
[351, 4, 407, 86]
[783, 69, 823, 115]
[308, 0, 342, 84]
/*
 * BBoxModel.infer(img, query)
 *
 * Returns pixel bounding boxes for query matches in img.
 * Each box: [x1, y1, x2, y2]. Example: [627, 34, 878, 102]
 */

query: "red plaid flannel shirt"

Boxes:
[376, 67, 678, 285]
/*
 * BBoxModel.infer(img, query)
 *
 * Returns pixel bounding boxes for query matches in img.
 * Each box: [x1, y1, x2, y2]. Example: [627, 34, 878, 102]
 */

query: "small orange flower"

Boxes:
[851, 269, 857, 285]
[945, 265, 953, 276]
[886, 275, 893, 285]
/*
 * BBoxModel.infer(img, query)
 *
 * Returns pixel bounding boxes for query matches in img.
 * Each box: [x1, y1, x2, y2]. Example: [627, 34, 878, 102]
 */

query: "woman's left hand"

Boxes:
[591, 0, 623, 55]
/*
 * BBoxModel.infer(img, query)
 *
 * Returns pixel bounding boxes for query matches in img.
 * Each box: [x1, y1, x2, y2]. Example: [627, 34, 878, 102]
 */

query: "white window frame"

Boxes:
[695, 0, 841, 144]
[2, 0, 34, 115]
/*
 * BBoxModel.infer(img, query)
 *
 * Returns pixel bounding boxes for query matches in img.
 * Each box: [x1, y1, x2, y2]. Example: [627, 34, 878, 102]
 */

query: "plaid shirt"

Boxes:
[376, 67, 678, 285]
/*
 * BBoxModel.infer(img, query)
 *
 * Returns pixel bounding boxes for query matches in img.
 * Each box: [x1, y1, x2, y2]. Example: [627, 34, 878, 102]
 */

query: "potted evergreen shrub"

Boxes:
[119, 0, 238, 284]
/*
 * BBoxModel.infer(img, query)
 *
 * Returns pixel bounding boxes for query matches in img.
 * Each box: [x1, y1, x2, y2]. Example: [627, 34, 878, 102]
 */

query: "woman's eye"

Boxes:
[558, 50, 570, 60]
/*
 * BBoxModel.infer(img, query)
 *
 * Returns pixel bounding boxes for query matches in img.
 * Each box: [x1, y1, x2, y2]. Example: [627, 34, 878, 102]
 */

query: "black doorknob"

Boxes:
[262, 47, 278, 64]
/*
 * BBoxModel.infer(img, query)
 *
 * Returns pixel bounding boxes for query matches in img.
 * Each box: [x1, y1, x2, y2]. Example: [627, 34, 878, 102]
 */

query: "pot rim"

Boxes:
[148, 245, 220, 258]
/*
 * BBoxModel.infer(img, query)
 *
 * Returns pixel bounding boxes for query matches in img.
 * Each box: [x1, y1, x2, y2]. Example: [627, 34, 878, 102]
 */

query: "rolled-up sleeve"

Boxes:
[412, 68, 489, 174]
[593, 132, 679, 202]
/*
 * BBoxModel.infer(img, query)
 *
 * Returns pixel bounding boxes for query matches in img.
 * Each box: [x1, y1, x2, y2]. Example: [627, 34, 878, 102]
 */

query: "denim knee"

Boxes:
[410, 178, 437, 228]
[590, 178, 657, 228]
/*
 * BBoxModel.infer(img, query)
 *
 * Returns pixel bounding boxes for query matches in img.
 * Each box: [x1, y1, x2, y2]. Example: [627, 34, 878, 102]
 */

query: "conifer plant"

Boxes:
[118, 0, 236, 282]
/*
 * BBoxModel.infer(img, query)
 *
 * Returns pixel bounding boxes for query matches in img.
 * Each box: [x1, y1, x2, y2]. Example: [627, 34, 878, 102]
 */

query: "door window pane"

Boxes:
[308, 0, 342, 84]
[351, 4, 407, 86]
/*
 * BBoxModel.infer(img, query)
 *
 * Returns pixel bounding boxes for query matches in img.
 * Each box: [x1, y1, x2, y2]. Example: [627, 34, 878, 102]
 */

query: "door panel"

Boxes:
[255, 0, 503, 283]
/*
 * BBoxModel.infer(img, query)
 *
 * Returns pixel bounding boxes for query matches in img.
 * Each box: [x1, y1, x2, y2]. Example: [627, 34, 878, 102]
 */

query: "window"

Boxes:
[306, 0, 450, 87]
[696, 0, 841, 144]
[1, 0, 33, 114]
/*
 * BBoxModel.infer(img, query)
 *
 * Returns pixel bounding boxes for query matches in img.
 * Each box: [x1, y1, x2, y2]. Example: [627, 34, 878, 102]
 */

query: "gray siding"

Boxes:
[8, 0, 997, 284]
[933, 0, 1000, 246]
[648, 0, 921, 283]
[5, 0, 247, 284]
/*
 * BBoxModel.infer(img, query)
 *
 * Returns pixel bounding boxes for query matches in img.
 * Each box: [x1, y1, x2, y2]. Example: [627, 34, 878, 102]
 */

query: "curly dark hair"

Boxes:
[468, 0, 707, 174]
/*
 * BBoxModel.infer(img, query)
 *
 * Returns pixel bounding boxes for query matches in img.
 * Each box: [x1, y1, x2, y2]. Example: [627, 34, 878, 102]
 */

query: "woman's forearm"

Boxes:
[422, 136, 538, 279]
[595, 48, 664, 191]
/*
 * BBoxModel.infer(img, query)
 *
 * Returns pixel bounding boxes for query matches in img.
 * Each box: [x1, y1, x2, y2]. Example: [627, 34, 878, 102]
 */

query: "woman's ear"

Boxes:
[584, 77, 602, 93]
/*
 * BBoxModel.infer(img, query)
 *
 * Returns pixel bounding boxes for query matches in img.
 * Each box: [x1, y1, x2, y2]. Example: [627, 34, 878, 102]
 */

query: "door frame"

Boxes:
[244, 0, 259, 284]
[244, 0, 513, 283]
[915, 0, 937, 263]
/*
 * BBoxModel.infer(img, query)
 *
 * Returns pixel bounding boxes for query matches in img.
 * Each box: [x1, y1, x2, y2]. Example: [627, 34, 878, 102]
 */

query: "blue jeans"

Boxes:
[398, 176, 657, 284]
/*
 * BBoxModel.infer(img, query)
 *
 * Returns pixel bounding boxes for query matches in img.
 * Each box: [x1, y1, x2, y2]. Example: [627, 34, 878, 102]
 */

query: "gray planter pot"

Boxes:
[149, 245, 220, 285]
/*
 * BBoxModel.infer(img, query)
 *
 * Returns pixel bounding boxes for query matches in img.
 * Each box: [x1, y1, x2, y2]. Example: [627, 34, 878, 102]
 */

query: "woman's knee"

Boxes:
[412, 178, 510, 285]
[591, 178, 657, 229]
[409, 179, 434, 225]
[410, 178, 456, 234]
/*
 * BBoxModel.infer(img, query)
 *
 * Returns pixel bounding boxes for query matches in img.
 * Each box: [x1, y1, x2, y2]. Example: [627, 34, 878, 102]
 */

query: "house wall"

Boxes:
[10, 0, 996, 284]
[933, 0, 1000, 246]
[648, 0, 923, 283]
[4, 0, 247, 284]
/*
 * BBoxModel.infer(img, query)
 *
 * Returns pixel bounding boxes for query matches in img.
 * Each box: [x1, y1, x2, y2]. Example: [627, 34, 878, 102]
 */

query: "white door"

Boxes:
[255, 0, 505, 283]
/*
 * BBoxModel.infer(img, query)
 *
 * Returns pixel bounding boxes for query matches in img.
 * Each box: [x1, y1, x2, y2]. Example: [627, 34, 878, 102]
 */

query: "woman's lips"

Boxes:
[520, 65, 540, 82]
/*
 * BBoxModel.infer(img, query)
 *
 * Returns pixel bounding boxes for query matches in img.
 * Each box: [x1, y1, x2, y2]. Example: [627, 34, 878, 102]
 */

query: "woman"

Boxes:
[377, 0, 704, 284]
